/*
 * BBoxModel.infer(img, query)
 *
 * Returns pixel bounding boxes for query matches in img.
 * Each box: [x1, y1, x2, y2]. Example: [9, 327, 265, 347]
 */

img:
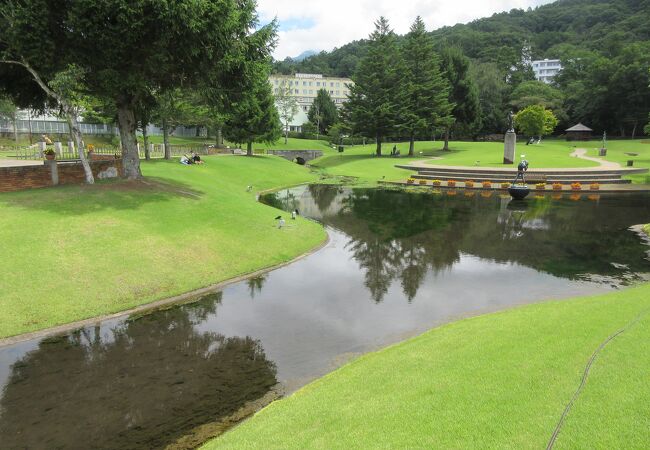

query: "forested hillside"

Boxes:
[274, 0, 650, 77]
[274, 0, 650, 137]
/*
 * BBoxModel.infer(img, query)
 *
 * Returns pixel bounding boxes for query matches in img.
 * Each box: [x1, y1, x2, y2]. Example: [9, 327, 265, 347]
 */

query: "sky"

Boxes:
[257, 0, 555, 60]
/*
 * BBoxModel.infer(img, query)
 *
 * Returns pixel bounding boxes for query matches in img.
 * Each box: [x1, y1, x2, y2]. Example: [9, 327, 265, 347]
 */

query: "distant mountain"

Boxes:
[292, 50, 318, 62]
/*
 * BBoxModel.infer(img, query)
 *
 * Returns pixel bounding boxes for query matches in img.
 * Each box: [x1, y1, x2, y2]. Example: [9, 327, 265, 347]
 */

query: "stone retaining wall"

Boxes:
[0, 159, 123, 193]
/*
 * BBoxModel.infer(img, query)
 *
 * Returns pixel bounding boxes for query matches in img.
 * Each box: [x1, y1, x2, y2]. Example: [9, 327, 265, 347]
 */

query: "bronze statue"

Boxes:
[507, 111, 515, 132]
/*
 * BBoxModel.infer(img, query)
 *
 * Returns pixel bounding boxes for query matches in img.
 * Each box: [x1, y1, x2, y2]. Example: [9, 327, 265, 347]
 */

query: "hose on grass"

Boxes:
[546, 309, 649, 450]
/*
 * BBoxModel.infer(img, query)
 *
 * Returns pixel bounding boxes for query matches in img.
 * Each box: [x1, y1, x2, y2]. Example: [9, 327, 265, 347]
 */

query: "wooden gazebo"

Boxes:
[565, 123, 593, 141]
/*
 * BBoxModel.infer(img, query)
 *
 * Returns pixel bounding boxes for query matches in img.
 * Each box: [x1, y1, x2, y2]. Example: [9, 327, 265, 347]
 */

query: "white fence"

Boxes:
[0, 119, 207, 137]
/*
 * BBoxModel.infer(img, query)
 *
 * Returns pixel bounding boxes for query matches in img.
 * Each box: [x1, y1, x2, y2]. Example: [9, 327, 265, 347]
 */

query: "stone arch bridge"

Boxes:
[266, 150, 323, 165]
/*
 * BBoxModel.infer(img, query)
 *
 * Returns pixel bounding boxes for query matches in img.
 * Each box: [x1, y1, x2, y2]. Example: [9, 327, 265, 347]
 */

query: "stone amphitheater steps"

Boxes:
[396, 164, 649, 185]
[412, 173, 631, 185]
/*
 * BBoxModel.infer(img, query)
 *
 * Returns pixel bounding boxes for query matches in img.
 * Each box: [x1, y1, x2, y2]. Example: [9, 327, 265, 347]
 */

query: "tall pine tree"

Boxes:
[402, 17, 453, 156]
[344, 17, 404, 156]
[440, 47, 481, 150]
[308, 89, 338, 135]
[223, 67, 281, 156]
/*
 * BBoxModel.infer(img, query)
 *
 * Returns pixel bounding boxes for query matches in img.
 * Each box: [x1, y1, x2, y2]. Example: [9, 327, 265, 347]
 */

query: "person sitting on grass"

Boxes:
[191, 152, 204, 164]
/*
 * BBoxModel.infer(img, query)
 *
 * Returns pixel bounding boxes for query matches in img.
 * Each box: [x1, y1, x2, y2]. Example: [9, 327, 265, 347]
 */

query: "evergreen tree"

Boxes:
[439, 47, 481, 150]
[402, 17, 453, 156]
[343, 17, 404, 156]
[308, 89, 338, 136]
[223, 65, 281, 156]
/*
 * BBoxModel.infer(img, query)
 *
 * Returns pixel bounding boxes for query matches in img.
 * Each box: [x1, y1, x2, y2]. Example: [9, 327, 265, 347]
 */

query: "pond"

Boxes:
[1, 186, 649, 449]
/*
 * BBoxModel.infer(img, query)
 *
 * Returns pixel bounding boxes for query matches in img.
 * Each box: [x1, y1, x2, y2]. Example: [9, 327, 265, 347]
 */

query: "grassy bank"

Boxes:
[206, 282, 650, 449]
[310, 140, 598, 185]
[0, 156, 326, 338]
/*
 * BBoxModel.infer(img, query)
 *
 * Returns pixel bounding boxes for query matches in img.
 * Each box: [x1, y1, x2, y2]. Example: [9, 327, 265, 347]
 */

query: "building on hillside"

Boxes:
[565, 123, 593, 141]
[531, 59, 562, 84]
[269, 73, 353, 132]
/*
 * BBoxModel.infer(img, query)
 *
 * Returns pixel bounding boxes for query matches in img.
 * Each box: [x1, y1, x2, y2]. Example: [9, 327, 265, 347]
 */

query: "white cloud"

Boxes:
[257, 0, 554, 60]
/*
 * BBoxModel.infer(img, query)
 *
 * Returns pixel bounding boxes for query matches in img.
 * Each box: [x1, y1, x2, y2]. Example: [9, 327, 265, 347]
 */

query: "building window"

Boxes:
[295, 89, 299, 94]
[309, 90, 313, 94]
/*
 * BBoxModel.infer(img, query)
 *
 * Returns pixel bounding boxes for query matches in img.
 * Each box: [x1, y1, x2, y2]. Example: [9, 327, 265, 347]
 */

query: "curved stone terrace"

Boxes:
[394, 161, 650, 192]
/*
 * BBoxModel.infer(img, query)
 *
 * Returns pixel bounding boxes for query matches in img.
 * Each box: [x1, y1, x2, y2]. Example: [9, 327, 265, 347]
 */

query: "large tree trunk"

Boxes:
[409, 133, 415, 157]
[443, 127, 450, 151]
[631, 121, 637, 139]
[246, 141, 253, 157]
[142, 125, 150, 161]
[12, 111, 18, 144]
[66, 112, 94, 184]
[376, 134, 382, 157]
[162, 118, 171, 160]
[116, 104, 142, 180]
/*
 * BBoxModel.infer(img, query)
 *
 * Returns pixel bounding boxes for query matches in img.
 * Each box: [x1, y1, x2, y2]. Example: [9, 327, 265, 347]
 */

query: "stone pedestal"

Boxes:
[38, 141, 46, 158]
[599, 148, 607, 157]
[504, 131, 516, 164]
[54, 141, 63, 157]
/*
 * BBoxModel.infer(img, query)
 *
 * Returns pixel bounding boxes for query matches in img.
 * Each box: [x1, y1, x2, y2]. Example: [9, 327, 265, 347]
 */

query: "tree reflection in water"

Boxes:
[265, 187, 650, 303]
[0, 293, 277, 450]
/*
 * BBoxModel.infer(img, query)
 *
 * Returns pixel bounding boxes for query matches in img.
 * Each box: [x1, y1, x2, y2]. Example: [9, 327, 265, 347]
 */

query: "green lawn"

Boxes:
[206, 282, 650, 449]
[309, 140, 600, 185]
[583, 140, 650, 184]
[427, 140, 598, 168]
[0, 156, 326, 338]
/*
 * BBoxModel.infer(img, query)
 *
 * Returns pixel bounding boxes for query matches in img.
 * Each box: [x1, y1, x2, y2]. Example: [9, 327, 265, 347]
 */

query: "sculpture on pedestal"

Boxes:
[503, 111, 516, 164]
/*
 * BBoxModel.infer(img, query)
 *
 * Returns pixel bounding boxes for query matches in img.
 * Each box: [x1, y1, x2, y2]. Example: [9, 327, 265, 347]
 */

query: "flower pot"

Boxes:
[45, 154, 55, 161]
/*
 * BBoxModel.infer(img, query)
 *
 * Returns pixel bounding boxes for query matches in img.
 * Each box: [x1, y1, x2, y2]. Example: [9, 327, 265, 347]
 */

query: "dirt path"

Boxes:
[570, 148, 620, 169]
[0, 159, 43, 168]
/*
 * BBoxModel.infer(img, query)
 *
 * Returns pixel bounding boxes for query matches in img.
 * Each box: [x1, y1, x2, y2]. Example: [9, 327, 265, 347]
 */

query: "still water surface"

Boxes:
[1, 187, 649, 449]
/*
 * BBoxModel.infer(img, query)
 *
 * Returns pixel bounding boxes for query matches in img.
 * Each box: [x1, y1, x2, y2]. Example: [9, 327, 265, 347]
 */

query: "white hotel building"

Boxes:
[531, 59, 562, 84]
[269, 73, 353, 132]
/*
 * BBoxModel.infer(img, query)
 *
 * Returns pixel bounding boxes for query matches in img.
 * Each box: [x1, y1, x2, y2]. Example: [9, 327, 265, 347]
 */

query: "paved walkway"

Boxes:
[0, 159, 43, 168]
[570, 148, 621, 169]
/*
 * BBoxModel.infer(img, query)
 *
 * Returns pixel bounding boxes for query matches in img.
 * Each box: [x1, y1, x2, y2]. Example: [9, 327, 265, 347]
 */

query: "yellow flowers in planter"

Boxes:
[500, 182, 510, 189]
[465, 180, 475, 188]
[419, 179, 428, 185]
[447, 180, 457, 187]
[571, 182, 582, 191]
[407, 178, 415, 184]
[536, 183, 546, 190]
[432, 180, 441, 186]
[552, 183, 563, 191]
[590, 183, 600, 191]
[481, 181, 492, 189]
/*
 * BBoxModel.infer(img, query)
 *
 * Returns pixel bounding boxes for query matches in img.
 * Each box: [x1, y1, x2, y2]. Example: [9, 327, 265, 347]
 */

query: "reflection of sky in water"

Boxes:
[194, 228, 606, 383]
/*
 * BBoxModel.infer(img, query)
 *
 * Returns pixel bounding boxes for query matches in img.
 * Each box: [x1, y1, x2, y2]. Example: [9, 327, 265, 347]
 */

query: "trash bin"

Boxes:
[627, 160, 634, 167]
[338, 145, 344, 153]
